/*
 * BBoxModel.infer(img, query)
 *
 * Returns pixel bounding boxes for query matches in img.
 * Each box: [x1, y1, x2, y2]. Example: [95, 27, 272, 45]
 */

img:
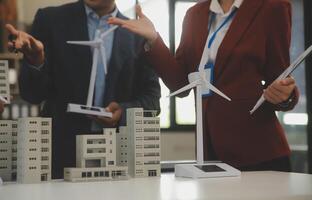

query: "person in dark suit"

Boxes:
[110, 0, 299, 171]
[6, 0, 160, 178]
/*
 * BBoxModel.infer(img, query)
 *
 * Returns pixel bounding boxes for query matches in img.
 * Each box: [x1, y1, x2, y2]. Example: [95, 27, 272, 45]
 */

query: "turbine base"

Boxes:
[67, 103, 112, 118]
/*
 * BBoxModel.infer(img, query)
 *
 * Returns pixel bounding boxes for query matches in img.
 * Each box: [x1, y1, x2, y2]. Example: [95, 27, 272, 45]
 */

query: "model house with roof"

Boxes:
[64, 128, 128, 182]
[0, 60, 10, 104]
[17, 118, 52, 183]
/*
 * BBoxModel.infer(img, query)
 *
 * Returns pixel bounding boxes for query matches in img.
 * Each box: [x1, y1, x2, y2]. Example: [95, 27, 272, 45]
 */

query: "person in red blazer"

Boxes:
[109, 0, 299, 171]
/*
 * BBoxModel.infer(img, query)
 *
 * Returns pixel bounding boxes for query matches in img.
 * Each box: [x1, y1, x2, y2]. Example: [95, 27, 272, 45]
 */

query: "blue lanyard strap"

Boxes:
[208, 9, 237, 48]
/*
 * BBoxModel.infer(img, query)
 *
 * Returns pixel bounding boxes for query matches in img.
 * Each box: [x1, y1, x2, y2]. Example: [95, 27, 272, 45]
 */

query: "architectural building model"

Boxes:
[0, 60, 10, 104]
[17, 118, 52, 183]
[65, 108, 161, 182]
[118, 108, 161, 178]
[64, 128, 128, 182]
[0, 118, 51, 183]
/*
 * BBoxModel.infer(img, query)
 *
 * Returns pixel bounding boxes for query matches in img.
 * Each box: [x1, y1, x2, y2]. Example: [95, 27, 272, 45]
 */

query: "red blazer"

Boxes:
[146, 0, 299, 167]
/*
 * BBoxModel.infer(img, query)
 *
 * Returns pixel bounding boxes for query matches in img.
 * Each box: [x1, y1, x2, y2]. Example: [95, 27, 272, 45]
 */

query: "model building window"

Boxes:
[41, 147, 49, 152]
[29, 148, 37, 151]
[29, 130, 37, 133]
[99, 171, 104, 177]
[41, 156, 49, 161]
[41, 165, 49, 170]
[41, 139, 49, 143]
[29, 166, 37, 170]
[41, 121, 49, 126]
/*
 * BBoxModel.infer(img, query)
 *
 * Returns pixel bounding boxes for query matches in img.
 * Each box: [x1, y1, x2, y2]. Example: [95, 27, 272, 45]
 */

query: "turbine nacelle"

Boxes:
[169, 71, 231, 102]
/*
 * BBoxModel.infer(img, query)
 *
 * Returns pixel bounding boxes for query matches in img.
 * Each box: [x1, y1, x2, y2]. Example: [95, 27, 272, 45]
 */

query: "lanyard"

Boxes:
[198, 9, 237, 72]
[208, 9, 237, 48]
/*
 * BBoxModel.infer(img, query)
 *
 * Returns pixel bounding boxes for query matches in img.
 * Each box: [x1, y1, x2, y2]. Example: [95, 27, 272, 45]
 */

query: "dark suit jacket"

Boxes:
[146, 0, 299, 168]
[19, 1, 160, 178]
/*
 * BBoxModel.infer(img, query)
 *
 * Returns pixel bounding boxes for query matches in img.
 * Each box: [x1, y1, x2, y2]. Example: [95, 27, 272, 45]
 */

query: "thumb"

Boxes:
[5, 24, 19, 36]
[136, 4, 146, 19]
[105, 106, 111, 112]
[29, 36, 43, 51]
[281, 77, 295, 86]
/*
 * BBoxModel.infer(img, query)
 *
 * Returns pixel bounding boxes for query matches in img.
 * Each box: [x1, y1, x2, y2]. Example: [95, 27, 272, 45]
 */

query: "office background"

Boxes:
[0, 0, 311, 174]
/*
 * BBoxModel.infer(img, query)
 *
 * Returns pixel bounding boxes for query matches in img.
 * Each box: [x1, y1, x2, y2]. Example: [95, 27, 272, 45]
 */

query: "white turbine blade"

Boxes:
[67, 41, 100, 47]
[168, 80, 200, 97]
[100, 45, 108, 75]
[100, 25, 119, 39]
[250, 95, 265, 114]
[250, 44, 312, 114]
[205, 82, 231, 101]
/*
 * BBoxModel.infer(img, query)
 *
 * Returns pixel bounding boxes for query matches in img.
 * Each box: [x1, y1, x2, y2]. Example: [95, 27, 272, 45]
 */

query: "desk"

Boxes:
[1, 171, 312, 200]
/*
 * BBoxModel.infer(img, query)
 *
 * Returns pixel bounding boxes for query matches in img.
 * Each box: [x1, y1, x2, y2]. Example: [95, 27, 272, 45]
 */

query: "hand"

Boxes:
[108, 5, 158, 43]
[264, 76, 296, 104]
[5, 24, 45, 66]
[91, 102, 122, 127]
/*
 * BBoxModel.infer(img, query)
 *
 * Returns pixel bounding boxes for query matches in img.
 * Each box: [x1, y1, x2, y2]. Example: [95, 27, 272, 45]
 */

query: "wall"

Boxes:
[17, 0, 76, 24]
[16, 0, 135, 25]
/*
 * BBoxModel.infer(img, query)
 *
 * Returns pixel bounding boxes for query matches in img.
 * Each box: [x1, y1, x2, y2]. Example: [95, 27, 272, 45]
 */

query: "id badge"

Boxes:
[202, 61, 214, 97]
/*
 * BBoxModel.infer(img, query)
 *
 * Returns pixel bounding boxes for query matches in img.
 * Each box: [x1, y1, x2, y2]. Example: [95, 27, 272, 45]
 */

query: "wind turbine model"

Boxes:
[172, 53, 241, 178]
[66, 25, 118, 118]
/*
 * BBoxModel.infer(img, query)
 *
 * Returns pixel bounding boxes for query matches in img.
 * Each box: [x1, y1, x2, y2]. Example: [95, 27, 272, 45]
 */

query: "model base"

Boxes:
[67, 103, 113, 118]
[64, 166, 129, 182]
[175, 163, 241, 178]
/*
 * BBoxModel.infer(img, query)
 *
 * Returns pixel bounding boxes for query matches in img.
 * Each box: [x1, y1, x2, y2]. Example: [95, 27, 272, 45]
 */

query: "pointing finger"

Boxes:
[5, 24, 19, 36]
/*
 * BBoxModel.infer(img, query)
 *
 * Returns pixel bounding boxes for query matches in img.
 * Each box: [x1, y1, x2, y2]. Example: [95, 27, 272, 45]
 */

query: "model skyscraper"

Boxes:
[17, 118, 52, 183]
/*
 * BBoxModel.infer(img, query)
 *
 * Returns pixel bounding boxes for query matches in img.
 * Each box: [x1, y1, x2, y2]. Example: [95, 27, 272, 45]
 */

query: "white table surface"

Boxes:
[1, 171, 312, 200]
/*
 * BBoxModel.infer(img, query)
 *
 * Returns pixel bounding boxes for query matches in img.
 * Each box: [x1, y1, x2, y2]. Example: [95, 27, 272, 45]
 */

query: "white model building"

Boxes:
[17, 118, 52, 184]
[0, 121, 13, 181]
[120, 108, 161, 178]
[64, 128, 128, 182]
[0, 60, 10, 104]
